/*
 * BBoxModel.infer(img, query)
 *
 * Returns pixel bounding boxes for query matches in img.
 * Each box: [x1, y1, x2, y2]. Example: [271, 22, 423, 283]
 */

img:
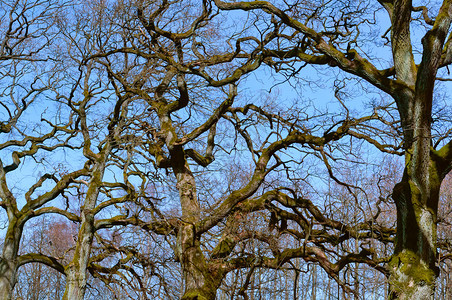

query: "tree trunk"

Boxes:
[388, 115, 445, 300]
[170, 146, 219, 300]
[178, 224, 218, 300]
[0, 219, 22, 300]
[62, 212, 95, 300]
[0, 243, 18, 300]
[63, 161, 106, 300]
[389, 167, 441, 299]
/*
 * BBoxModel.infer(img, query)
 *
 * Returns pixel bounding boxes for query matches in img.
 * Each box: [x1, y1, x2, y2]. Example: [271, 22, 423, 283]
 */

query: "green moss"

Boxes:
[181, 283, 219, 300]
[211, 236, 235, 259]
[181, 290, 209, 300]
[389, 250, 436, 296]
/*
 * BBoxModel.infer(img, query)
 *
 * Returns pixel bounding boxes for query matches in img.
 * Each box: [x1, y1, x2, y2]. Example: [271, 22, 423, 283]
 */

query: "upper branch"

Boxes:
[213, 0, 401, 96]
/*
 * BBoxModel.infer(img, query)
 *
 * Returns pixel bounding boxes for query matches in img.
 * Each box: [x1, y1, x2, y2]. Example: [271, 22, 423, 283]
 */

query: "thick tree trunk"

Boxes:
[0, 219, 22, 300]
[170, 146, 220, 299]
[0, 242, 19, 300]
[62, 212, 95, 300]
[389, 168, 440, 299]
[388, 92, 443, 298]
[385, 0, 452, 296]
[387, 29, 446, 294]
[178, 224, 218, 300]
[0, 258, 16, 300]
[63, 161, 105, 300]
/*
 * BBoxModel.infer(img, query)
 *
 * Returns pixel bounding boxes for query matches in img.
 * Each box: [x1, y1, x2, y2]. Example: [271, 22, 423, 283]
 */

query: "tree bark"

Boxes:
[387, 1, 452, 297]
[62, 212, 95, 300]
[389, 89, 443, 298]
[0, 220, 22, 300]
[171, 146, 220, 300]
[63, 162, 106, 300]
[390, 166, 441, 299]
[178, 224, 219, 300]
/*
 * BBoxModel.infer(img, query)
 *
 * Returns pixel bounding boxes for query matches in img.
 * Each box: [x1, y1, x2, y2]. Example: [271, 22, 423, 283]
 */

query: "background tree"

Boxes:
[14, 218, 75, 299]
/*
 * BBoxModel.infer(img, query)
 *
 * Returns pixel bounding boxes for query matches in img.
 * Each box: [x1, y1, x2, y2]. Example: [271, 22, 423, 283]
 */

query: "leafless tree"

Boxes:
[2, 1, 452, 300]
[209, 0, 452, 298]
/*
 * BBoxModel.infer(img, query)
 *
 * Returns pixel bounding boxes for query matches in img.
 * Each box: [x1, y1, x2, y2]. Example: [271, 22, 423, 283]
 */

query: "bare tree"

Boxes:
[0, 0, 84, 297]
[78, 1, 395, 298]
[14, 217, 75, 299]
[2, 1, 452, 300]
[208, 0, 452, 298]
